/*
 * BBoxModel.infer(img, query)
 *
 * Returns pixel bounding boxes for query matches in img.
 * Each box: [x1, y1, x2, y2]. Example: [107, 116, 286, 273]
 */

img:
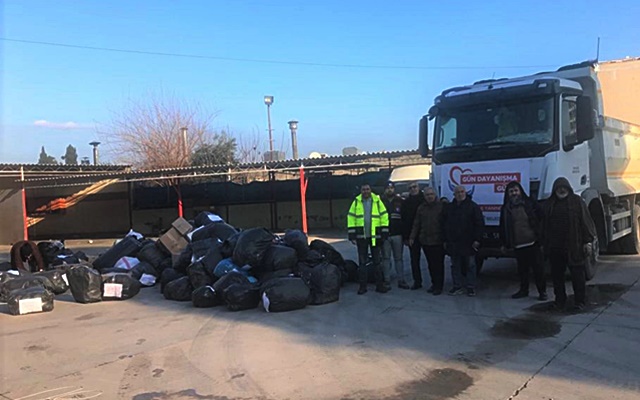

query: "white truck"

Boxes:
[419, 58, 640, 279]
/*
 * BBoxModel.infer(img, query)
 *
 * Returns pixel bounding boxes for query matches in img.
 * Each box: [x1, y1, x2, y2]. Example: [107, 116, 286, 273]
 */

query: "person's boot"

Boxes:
[375, 283, 389, 293]
[357, 284, 368, 295]
[398, 280, 410, 289]
[511, 290, 528, 299]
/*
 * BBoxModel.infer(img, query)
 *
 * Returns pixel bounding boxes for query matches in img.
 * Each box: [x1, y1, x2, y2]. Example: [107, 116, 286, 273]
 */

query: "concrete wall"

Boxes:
[126, 199, 352, 237]
[0, 188, 26, 244]
[27, 183, 131, 240]
[29, 196, 131, 239]
[228, 203, 272, 229]
[16, 178, 357, 240]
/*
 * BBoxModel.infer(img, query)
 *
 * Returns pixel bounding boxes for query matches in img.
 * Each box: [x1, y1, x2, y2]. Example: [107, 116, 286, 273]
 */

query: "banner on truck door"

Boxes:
[440, 160, 530, 226]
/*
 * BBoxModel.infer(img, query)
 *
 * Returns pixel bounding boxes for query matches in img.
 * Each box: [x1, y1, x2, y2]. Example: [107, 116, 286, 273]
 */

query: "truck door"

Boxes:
[557, 96, 591, 192]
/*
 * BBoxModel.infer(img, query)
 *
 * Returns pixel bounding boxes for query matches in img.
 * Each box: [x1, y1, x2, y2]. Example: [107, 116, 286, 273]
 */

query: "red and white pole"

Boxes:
[299, 165, 308, 234]
[21, 166, 28, 240]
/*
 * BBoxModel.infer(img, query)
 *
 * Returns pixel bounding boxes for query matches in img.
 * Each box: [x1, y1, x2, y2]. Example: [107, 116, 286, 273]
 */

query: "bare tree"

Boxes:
[236, 127, 265, 164]
[99, 92, 222, 170]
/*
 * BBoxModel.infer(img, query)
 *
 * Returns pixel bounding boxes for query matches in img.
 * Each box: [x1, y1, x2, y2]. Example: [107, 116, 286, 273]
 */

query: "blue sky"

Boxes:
[1, 0, 639, 164]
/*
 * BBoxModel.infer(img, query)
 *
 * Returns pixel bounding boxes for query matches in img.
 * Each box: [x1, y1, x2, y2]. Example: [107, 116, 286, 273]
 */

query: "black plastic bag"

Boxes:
[194, 211, 224, 227]
[262, 245, 298, 273]
[187, 261, 214, 289]
[0, 271, 17, 286]
[0, 275, 54, 302]
[301, 250, 325, 267]
[37, 241, 63, 266]
[157, 257, 172, 274]
[137, 242, 167, 270]
[261, 277, 310, 312]
[163, 276, 193, 301]
[192, 222, 238, 242]
[67, 265, 103, 304]
[173, 245, 193, 272]
[307, 263, 341, 305]
[209, 222, 238, 241]
[260, 269, 295, 282]
[192, 285, 223, 308]
[191, 238, 220, 259]
[52, 255, 80, 266]
[131, 261, 159, 280]
[33, 270, 68, 295]
[224, 283, 260, 311]
[220, 232, 241, 259]
[75, 251, 89, 262]
[160, 268, 185, 292]
[283, 229, 310, 259]
[201, 247, 223, 278]
[233, 228, 275, 267]
[93, 236, 142, 271]
[101, 267, 132, 275]
[309, 239, 345, 267]
[213, 271, 250, 302]
[7, 287, 54, 316]
[343, 260, 359, 283]
[102, 273, 141, 300]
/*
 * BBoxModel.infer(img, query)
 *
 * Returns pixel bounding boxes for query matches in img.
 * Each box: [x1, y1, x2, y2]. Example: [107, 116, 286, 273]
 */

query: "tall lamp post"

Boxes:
[264, 96, 274, 154]
[288, 120, 299, 159]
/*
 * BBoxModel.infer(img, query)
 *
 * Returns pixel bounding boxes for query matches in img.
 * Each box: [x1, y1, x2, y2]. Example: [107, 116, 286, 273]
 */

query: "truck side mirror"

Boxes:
[576, 96, 595, 142]
[419, 115, 429, 157]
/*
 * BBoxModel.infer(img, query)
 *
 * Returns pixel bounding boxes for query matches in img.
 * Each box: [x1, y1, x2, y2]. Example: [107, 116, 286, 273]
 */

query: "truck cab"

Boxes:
[418, 59, 640, 279]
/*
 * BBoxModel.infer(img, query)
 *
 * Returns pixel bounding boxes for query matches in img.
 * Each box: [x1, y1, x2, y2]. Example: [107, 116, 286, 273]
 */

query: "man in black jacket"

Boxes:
[401, 181, 425, 289]
[443, 185, 484, 296]
[542, 177, 596, 311]
[499, 181, 547, 300]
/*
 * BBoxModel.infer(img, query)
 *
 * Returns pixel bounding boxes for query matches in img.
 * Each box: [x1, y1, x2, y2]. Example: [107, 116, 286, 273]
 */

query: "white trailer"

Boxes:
[419, 58, 640, 279]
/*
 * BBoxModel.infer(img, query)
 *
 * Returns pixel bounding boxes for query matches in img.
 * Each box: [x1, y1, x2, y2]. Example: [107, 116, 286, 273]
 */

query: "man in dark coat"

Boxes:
[499, 181, 547, 300]
[443, 185, 484, 296]
[401, 181, 425, 289]
[542, 177, 596, 311]
[410, 187, 445, 295]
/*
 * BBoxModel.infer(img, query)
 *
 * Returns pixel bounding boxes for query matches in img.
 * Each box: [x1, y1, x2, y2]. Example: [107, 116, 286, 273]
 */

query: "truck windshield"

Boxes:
[433, 96, 555, 161]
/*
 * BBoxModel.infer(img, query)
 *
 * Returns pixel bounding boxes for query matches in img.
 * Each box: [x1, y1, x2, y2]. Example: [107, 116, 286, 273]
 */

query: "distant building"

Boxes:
[342, 146, 361, 156]
[263, 151, 286, 162]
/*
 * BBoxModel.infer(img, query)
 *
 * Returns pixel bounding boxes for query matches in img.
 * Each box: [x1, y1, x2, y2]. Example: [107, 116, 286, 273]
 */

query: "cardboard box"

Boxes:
[158, 218, 192, 255]
[159, 229, 189, 255]
[171, 217, 193, 236]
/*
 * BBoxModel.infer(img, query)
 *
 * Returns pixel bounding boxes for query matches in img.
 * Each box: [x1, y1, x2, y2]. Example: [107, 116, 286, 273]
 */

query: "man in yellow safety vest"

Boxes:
[347, 183, 390, 295]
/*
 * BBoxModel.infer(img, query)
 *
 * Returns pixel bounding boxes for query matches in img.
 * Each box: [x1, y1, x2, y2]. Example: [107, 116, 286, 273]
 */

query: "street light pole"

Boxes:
[264, 96, 274, 155]
[288, 120, 299, 159]
[180, 127, 188, 162]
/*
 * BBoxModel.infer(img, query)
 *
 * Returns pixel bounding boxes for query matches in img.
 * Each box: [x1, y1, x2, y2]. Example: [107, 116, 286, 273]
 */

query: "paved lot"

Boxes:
[1, 236, 639, 400]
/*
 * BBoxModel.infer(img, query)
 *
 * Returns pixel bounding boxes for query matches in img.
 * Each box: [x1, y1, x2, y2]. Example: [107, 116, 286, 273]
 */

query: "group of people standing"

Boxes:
[347, 176, 596, 311]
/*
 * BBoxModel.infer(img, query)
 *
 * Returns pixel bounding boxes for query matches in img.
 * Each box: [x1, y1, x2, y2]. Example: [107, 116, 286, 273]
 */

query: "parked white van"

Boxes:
[388, 164, 431, 198]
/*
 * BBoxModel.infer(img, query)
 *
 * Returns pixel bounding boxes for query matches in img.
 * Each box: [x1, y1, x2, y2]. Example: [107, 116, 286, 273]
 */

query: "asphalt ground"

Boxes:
[1, 235, 639, 400]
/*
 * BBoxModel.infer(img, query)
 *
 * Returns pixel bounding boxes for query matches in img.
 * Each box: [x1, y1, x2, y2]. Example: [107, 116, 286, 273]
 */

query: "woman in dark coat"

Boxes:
[499, 181, 546, 300]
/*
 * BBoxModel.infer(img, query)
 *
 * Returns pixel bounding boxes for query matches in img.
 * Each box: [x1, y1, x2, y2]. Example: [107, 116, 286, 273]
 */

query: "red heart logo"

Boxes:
[449, 166, 473, 185]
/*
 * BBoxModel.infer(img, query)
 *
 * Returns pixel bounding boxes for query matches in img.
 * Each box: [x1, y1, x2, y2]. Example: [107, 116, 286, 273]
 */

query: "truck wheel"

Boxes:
[617, 204, 640, 255]
[585, 238, 599, 281]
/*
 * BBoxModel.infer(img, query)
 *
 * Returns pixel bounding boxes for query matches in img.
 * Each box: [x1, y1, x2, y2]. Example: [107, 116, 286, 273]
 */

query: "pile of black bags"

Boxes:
[158, 212, 354, 313]
[1, 211, 357, 316]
